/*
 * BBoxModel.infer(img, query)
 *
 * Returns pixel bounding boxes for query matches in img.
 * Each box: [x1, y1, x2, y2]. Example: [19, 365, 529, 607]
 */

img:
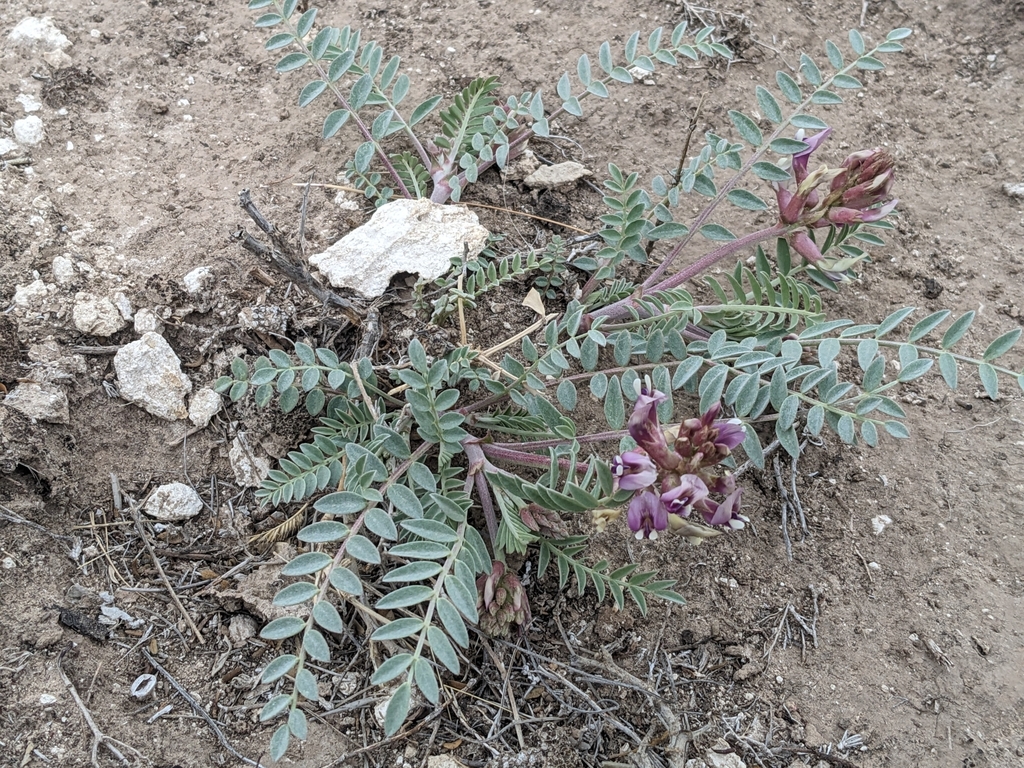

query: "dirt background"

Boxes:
[2, 0, 1023, 767]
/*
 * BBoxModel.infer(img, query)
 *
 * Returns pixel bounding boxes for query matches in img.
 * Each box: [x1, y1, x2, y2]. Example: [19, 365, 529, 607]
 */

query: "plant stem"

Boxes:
[463, 440, 499, 547]
[590, 224, 786, 322]
[479, 442, 590, 474]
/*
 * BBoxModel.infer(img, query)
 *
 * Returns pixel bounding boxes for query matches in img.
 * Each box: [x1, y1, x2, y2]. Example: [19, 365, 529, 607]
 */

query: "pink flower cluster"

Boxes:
[773, 128, 897, 265]
[611, 384, 748, 540]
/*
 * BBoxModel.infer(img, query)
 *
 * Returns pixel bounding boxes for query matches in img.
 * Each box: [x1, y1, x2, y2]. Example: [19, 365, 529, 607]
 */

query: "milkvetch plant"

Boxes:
[222, 3, 1024, 759]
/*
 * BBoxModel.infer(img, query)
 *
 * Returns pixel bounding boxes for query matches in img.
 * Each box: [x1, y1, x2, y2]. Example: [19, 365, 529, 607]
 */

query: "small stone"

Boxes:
[144, 482, 203, 521]
[871, 514, 893, 535]
[133, 308, 164, 335]
[42, 48, 72, 69]
[309, 198, 488, 299]
[16, 94, 42, 113]
[685, 760, 709, 768]
[1002, 182, 1024, 200]
[73, 293, 127, 336]
[112, 292, 133, 321]
[524, 161, 593, 189]
[229, 436, 270, 487]
[114, 332, 192, 420]
[52, 255, 76, 286]
[228, 614, 258, 645]
[238, 305, 288, 334]
[13, 116, 44, 146]
[183, 266, 213, 294]
[8, 17, 72, 50]
[0, 138, 19, 156]
[2, 382, 69, 424]
[13, 279, 50, 307]
[188, 388, 221, 428]
[39, 694, 58, 706]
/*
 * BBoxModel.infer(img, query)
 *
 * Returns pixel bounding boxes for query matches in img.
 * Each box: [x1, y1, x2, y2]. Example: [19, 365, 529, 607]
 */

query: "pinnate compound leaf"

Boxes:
[270, 724, 290, 761]
[445, 575, 479, 623]
[328, 566, 363, 596]
[752, 162, 791, 182]
[942, 311, 974, 349]
[410, 95, 443, 126]
[261, 654, 298, 684]
[376, 585, 434, 610]
[261, 617, 307, 642]
[436, 597, 470, 648]
[837, 414, 856, 444]
[371, 653, 413, 686]
[364, 507, 398, 540]
[983, 328, 1021, 362]
[908, 309, 951, 342]
[312, 601, 345, 634]
[383, 561, 443, 582]
[276, 52, 308, 73]
[401, 518, 458, 543]
[299, 521, 349, 543]
[282, 552, 332, 576]
[755, 86, 782, 123]
[384, 682, 412, 736]
[726, 189, 768, 211]
[273, 582, 318, 606]
[303, 628, 330, 662]
[884, 421, 910, 439]
[414, 657, 440, 704]
[875, 306, 916, 338]
[387, 484, 424, 518]
[372, 618, 425, 641]
[388, 541, 451, 560]
[346, 534, 380, 564]
[898, 359, 933, 382]
[978, 363, 999, 400]
[315, 491, 366, 515]
[260, 694, 291, 722]
[728, 110, 763, 146]
[776, 71, 802, 103]
[427, 625, 460, 673]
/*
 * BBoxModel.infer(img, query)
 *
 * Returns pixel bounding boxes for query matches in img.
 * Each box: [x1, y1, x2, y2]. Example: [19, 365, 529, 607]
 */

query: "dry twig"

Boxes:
[58, 646, 148, 767]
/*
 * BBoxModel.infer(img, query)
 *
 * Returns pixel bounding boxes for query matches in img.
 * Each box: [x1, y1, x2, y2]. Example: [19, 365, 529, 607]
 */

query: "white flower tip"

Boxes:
[649, 530, 659, 541]
[635, 530, 645, 541]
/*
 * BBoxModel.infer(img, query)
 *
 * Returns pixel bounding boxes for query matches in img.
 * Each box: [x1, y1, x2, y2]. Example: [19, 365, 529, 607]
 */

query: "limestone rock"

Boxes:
[144, 483, 203, 521]
[13, 279, 51, 307]
[13, 116, 44, 146]
[2, 382, 69, 424]
[133, 308, 164, 335]
[308, 198, 488, 298]
[7, 17, 72, 50]
[188, 388, 221, 428]
[524, 161, 593, 189]
[114, 332, 192, 420]
[73, 293, 127, 336]
[183, 266, 213, 294]
[51, 255, 76, 286]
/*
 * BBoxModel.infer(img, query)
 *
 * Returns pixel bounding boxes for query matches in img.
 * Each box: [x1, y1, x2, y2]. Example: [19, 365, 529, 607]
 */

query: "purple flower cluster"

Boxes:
[773, 128, 898, 265]
[611, 383, 748, 541]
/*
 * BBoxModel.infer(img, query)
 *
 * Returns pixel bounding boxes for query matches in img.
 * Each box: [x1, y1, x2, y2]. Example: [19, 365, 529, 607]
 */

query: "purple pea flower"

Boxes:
[627, 490, 669, 540]
[611, 450, 658, 491]
[627, 384, 680, 471]
[791, 128, 832, 184]
[698, 487, 747, 530]
[660, 474, 709, 518]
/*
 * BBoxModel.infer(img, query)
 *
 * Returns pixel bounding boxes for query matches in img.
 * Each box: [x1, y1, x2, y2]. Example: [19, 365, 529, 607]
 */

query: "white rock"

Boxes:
[16, 94, 42, 113]
[309, 198, 488, 298]
[228, 614, 258, 645]
[39, 694, 58, 706]
[1002, 182, 1024, 200]
[133, 308, 164, 335]
[705, 741, 746, 768]
[0, 138, 19, 156]
[188, 388, 221, 428]
[229, 436, 270, 487]
[114, 332, 192, 420]
[111, 292, 133, 320]
[51, 255, 76, 285]
[872, 514, 893, 535]
[182, 266, 213, 294]
[13, 279, 50, 307]
[2, 382, 69, 424]
[524, 161, 593, 189]
[144, 482, 203, 521]
[42, 48, 72, 69]
[8, 17, 72, 50]
[72, 293, 127, 336]
[13, 116, 44, 146]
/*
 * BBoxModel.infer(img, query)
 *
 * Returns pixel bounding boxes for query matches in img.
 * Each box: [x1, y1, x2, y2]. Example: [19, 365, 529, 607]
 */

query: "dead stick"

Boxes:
[142, 648, 264, 768]
[58, 646, 147, 767]
[121, 482, 205, 644]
